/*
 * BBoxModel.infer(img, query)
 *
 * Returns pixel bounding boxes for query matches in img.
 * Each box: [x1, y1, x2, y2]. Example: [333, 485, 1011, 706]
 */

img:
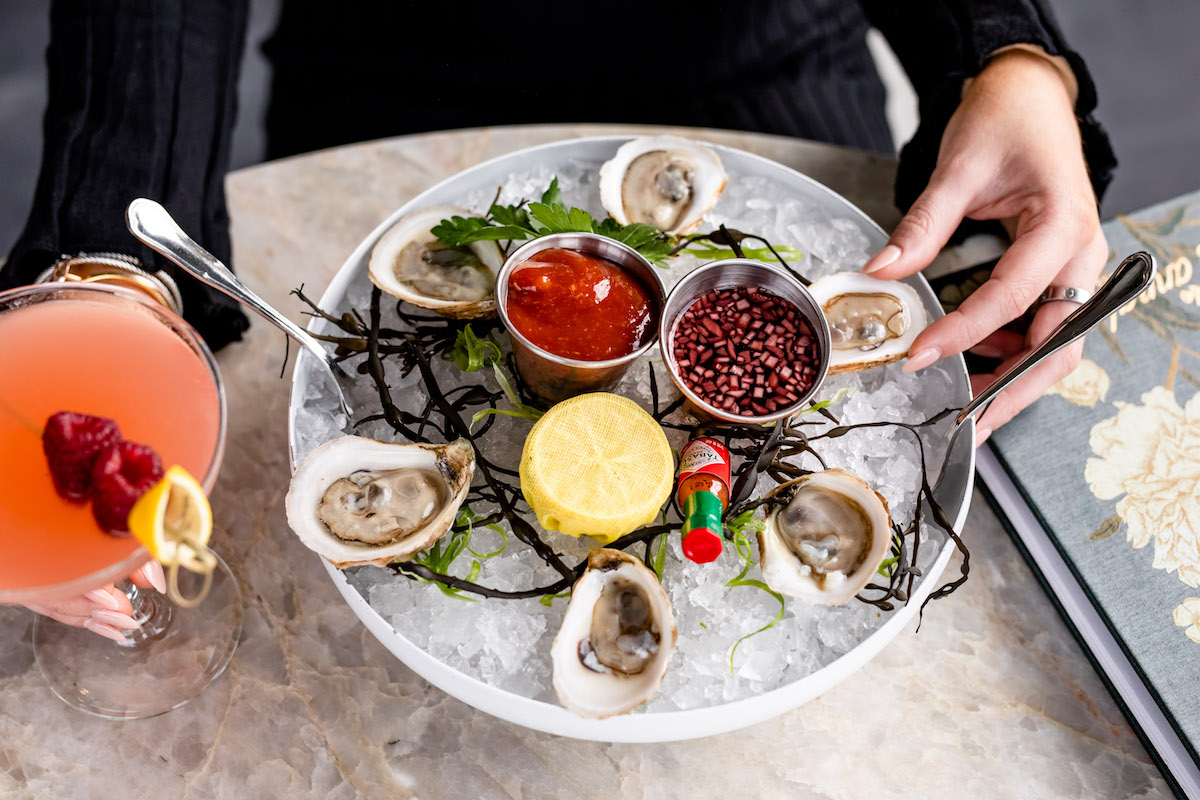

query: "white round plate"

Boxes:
[288, 136, 975, 742]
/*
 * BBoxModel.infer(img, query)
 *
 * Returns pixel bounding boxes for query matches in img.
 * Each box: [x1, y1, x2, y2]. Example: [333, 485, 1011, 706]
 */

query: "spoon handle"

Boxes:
[956, 251, 1156, 426]
[125, 198, 334, 369]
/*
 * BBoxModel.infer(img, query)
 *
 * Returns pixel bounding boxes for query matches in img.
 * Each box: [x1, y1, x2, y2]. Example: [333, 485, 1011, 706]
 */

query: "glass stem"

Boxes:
[119, 579, 173, 646]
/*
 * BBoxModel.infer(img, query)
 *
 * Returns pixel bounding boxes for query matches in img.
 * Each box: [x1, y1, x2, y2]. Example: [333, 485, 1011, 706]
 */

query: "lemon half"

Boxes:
[520, 393, 674, 544]
[127, 465, 213, 566]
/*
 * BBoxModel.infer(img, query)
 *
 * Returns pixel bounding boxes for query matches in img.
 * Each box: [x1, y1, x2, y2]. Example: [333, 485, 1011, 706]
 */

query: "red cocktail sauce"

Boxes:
[505, 248, 653, 361]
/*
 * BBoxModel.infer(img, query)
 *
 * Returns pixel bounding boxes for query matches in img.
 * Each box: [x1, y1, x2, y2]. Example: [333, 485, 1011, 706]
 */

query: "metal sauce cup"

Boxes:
[659, 259, 832, 424]
[497, 232, 666, 405]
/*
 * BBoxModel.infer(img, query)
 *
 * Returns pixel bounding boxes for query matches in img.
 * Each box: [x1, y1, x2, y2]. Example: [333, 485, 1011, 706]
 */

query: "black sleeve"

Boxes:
[2, 0, 250, 350]
[858, 0, 1117, 214]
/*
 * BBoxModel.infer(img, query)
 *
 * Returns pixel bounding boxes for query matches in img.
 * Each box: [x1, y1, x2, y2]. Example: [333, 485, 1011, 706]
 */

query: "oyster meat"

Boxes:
[809, 272, 927, 374]
[286, 436, 475, 568]
[551, 548, 677, 718]
[599, 136, 727, 235]
[758, 469, 892, 605]
[368, 205, 504, 319]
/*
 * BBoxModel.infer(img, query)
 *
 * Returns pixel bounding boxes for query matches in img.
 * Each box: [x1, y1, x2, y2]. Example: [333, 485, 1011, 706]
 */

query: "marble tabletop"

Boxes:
[0, 124, 1172, 799]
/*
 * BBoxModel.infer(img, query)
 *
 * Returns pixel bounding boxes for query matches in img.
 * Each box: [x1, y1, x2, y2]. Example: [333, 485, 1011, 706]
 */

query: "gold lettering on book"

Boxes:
[1108, 254, 1197, 333]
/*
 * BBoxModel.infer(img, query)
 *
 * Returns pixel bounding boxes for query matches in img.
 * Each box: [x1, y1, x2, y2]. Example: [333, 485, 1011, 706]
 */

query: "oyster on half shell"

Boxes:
[286, 436, 475, 568]
[551, 548, 677, 718]
[599, 136, 727, 236]
[758, 469, 892, 606]
[368, 206, 504, 319]
[809, 272, 927, 374]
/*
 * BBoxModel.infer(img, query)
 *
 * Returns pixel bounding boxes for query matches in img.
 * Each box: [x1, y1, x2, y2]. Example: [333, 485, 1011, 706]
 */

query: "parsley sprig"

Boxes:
[431, 178, 675, 266]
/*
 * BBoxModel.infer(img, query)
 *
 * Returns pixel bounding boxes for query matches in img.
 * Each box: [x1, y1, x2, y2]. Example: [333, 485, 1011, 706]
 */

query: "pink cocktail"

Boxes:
[0, 282, 241, 719]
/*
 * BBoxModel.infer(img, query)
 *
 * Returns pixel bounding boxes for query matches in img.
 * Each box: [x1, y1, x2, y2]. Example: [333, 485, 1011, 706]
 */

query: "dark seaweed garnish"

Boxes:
[294, 275, 970, 617]
[671, 225, 811, 286]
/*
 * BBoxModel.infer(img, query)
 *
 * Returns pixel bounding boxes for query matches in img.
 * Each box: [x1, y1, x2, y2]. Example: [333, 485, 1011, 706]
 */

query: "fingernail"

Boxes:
[91, 610, 140, 630]
[969, 344, 1006, 359]
[862, 244, 901, 275]
[903, 346, 942, 373]
[84, 619, 129, 643]
[976, 427, 993, 446]
[84, 588, 121, 611]
[144, 561, 167, 594]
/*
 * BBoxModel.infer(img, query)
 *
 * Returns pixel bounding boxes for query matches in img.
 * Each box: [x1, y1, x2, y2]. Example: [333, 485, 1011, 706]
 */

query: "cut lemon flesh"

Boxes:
[520, 393, 674, 544]
[127, 465, 213, 567]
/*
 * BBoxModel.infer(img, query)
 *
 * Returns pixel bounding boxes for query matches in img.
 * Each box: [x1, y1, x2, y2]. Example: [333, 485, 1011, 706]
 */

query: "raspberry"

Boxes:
[42, 412, 123, 501]
[91, 441, 164, 535]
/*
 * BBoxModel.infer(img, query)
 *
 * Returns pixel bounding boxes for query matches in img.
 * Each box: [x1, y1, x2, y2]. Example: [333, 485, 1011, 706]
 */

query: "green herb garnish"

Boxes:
[432, 177, 674, 266]
[526, 202, 596, 236]
[803, 386, 854, 415]
[459, 505, 509, 559]
[650, 531, 669, 580]
[430, 215, 530, 246]
[410, 504, 507, 602]
[538, 176, 564, 208]
[686, 243, 802, 264]
[724, 510, 786, 673]
[596, 218, 675, 264]
[538, 591, 572, 607]
[470, 364, 545, 430]
[877, 532, 903, 577]
[726, 509, 766, 549]
[443, 324, 503, 372]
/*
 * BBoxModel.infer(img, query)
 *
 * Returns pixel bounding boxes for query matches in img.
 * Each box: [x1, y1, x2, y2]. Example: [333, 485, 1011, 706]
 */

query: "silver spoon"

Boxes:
[932, 251, 1156, 493]
[125, 198, 354, 419]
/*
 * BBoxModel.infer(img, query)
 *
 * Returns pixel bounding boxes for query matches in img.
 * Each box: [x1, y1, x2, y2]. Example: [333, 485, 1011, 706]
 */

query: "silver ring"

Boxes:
[1034, 285, 1092, 311]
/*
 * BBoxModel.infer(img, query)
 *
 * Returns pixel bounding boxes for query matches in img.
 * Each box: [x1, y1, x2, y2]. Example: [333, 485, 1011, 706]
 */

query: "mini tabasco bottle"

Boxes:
[677, 436, 732, 563]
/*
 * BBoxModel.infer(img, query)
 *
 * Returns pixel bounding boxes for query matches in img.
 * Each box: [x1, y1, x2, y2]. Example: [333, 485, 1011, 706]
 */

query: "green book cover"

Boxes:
[978, 191, 1200, 796]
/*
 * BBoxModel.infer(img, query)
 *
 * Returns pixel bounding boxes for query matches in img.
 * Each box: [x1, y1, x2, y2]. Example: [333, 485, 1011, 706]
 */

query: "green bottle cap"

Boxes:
[682, 490, 724, 563]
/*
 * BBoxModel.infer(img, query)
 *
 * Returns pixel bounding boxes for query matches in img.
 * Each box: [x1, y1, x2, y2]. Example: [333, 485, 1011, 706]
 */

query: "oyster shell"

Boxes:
[285, 436, 475, 568]
[551, 548, 677, 718]
[758, 469, 892, 605]
[598, 136, 727, 235]
[809, 272, 927, 374]
[368, 206, 504, 319]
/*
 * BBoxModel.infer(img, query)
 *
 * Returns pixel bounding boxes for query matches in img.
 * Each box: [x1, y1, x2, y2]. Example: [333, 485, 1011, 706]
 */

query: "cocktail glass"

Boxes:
[0, 282, 242, 719]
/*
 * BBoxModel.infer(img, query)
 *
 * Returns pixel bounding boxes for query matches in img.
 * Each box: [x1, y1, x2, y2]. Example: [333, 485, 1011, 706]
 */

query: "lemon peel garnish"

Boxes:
[128, 465, 216, 607]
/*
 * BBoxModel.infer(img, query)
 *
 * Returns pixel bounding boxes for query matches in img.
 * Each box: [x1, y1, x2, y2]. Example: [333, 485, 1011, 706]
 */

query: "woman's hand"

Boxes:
[861, 49, 1109, 443]
[24, 561, 166, 641]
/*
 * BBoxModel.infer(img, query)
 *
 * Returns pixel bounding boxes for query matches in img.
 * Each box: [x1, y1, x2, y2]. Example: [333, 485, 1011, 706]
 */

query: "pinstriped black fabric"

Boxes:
[3, 0, 250, 349]
[263, 0, 894, 159]
[5, 0, 1116, 346]
[860, 0, 1116, 211]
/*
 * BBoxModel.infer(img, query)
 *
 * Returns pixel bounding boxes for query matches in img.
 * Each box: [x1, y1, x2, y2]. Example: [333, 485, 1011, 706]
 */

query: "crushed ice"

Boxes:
[294, 155, 965, 711]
